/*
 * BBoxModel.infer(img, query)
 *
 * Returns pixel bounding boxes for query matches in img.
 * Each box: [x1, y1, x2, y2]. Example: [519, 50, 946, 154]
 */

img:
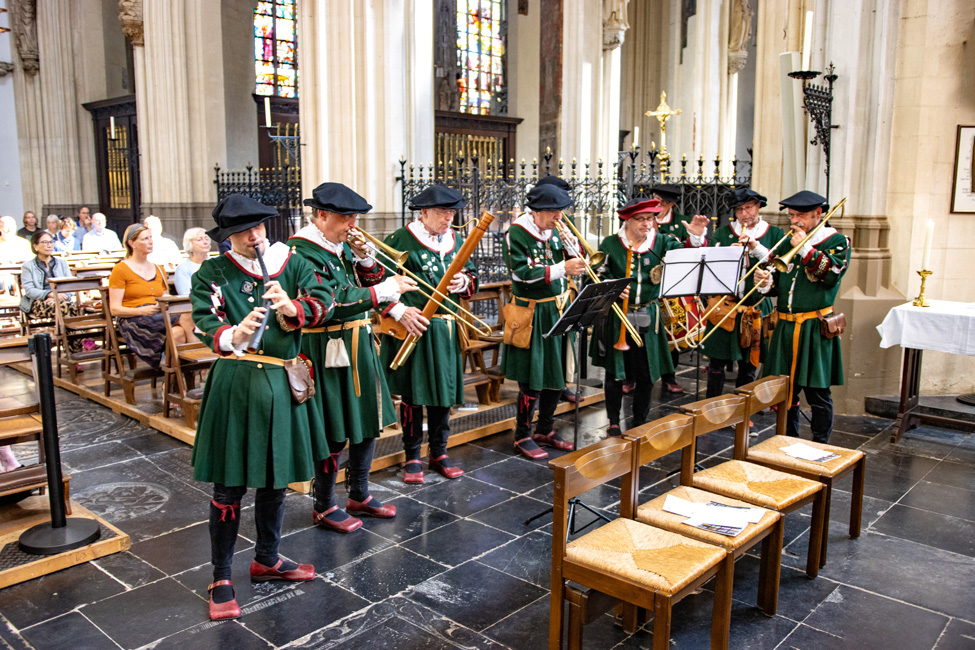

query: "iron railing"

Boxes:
[213, 163, 302, 243]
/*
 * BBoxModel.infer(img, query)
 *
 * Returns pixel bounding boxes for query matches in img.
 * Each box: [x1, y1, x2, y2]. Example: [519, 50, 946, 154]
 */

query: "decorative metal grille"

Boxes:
[213, 163, 302, 244]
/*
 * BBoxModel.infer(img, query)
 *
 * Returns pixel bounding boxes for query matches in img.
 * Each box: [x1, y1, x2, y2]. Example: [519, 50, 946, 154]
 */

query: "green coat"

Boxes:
[190, 249, 334, 489]
[657, 210, 689, 240]
[701, 221, 786, 362]
[500, 217, 577, 391]
[589, 231, 683, 382]
[379, 225, 478, 406]
[763, 230, 850, 388]
[288, 234, 397, 443]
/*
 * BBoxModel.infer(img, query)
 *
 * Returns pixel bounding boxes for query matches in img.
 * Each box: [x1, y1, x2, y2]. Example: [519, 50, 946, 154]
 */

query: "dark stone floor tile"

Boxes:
[61, 440, 144, 472]
[899, 480, 975, 522]
[402, 518, 514, 567]
[694, 430, 735, 456]
[238, 577, 369, 647]
[779, 623, 850, 649]
[19, 612, 117, 650]
[802, 584, 948, 650]
[81, 578, 203, 649]
[358, 495, 459, 543]
[283, 526, 394, 573]
[443, 442, 512, 472]
[120, 430, 188, 456]
[365, 464, 447, 497]
[142, 619, 272, 650]
[93, 550, 167, 589]
[479, 530, 553, 588]
[859, 448, 942, 479]
[944, 445, 975, 466]
[69, 457, 211, 543]
[826, 488, 893, 529]
[408, 475, 516, 517]
[730, 558, 840, 623]
[145, 446, 197, 485]
[468, 456, 555, 495]
[923, 459, 975, 492]
[871, 504, 975, 557]
[293, 596, 508, 649]
[781, 530, 975, 620]
[328, 544, 447, 602]
[408, 560, 546, 632]
[469, 494, 552, 536]
[832, 414, 894, 436]
[130, 521, 222, 575]
[825, 430, 871, 450]
[934, 618, 975, 650]
[666, 589, 801, 650]
[525, 480, 621, 515]
[862, 431, 962, 461]
[0, 561, 126, 629]
[833, 463, 926, 503]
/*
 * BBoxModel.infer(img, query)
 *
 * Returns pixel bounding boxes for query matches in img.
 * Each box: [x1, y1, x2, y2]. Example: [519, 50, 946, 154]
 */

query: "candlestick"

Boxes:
[801, 11, 813, 71]
[110, 116, 116, 140]
[264, 96, 271, 128]
[913, 270, 932, 307]
[921, 219, 933, 270]
[633, 126, 639, 150]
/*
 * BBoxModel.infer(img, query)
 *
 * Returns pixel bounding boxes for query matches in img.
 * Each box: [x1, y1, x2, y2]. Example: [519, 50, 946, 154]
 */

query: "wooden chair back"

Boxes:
[680, 393, 747, 438]
[733, 375, 790, 458]
[628, 413, 697, 500]
[47, 276, 109, 381]
[157, 295, 216, 426]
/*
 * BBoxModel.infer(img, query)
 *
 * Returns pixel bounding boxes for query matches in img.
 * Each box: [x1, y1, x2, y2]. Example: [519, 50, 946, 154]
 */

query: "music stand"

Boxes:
[523, 278, 629, 534]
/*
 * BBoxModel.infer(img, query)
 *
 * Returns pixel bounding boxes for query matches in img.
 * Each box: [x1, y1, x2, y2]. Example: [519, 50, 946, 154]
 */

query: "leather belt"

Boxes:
[513, 291, 570, 315]
[775, 307, 833, 404]
[225, 352, 291, 368]
[302, 318, 371, 397]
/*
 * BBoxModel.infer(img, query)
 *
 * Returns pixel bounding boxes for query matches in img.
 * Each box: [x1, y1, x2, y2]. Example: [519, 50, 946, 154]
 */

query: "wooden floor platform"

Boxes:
[0, 495, 130, 589]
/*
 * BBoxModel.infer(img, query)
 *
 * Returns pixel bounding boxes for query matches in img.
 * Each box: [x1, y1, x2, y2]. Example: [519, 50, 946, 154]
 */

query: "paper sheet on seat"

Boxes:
[779, 442, 839, 462]
[662, 494, 764, 536]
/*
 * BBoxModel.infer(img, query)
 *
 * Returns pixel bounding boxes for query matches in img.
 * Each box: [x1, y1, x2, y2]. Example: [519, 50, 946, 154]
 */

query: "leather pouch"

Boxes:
[818, 311, 846, 339]
[705, 296, 738, 332]
[502, 301, 535, 349]
[628, 312, 653, 333]
[284, 357, 316, 404]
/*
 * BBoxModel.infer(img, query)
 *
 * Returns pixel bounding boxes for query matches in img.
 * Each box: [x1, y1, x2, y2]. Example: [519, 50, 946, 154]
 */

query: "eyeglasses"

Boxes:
[37, 239, 54, 245]
[629, 216, 655, 223]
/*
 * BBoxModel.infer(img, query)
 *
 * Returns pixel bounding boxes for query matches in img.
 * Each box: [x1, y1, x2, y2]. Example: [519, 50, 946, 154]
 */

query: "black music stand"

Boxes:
[523, 278, 629, 535]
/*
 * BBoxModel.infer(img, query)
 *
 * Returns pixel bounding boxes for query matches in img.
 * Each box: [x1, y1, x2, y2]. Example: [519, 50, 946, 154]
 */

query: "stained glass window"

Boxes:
[456, 0, 505, 115]
[255, 0, 298, 98]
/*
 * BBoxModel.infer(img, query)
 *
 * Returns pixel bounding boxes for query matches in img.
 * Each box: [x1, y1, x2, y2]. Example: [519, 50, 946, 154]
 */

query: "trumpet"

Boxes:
[557, 215, 605, 267]
[347, 226, 494, 340]
[553, 219, 643, 348]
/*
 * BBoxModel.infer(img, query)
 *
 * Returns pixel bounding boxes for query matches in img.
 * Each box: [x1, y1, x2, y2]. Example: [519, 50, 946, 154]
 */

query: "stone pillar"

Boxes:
[298, 0, 434, 231]
[599, 1, 628, 172]
[619, 0, 671, 156]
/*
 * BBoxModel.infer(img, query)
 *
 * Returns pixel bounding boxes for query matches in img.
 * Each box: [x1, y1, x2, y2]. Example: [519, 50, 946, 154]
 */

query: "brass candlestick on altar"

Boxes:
[645, 91, 681, 178]
[913, 270, 932, 307]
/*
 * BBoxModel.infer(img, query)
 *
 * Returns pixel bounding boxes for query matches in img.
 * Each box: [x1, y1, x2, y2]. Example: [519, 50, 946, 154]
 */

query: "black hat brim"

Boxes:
[206, 214, 276, 243]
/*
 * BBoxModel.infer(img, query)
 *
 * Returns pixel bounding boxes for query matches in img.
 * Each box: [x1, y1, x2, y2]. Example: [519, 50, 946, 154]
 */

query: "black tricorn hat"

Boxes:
[730, 187, 768, 209]
[206, 194, 279, 242]
[408, 185, 467, 211]
[651, 184, 681, 203]
[535, 175, 571, 192]
[303, 182, 373, 215]
[526, 183, 574, 211]
[779, 190, 828, 213]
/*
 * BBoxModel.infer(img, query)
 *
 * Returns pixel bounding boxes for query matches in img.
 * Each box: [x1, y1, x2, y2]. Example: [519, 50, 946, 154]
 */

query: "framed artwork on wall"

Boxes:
[950, 125, 975, 213]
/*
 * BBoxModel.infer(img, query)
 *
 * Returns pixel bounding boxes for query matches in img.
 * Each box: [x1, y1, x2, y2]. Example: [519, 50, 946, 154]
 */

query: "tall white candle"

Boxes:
[801, 11, 813, 70]
[110, 116, 116, 140]
[633, 126, 639, 149]
[264, 96, 271, 128]
[921, 219, 934, 270]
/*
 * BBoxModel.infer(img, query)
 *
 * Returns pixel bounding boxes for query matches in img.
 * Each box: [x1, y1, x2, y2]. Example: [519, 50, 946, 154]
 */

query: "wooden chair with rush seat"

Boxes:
[100, 288, 164, 405]
[47, 276, 110, 384]
[157, 295, 217, 429]
[733, 375, 866, 564]
[549, 435, 734, 650]
[679, 394, 828, 578]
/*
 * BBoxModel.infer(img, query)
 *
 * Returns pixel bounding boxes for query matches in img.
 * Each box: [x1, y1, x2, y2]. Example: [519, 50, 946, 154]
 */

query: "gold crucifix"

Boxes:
[645, 91, 681, 177]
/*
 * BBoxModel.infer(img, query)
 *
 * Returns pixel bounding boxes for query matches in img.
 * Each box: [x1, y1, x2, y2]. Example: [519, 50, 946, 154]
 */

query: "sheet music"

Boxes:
[660, 246, 744, 298]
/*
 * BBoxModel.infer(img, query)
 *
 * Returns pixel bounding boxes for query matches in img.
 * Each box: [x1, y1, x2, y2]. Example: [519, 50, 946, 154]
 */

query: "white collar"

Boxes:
[293, 223, 345, 257]
[730, 218, 770, 239]
[618, 227, 655, 253]
[228, 241, 290, 277]
[807, 225, 837, 247]
[407, 220, 455, 255]
[656, 208, 674, 225]
[514, 212, 554, 241]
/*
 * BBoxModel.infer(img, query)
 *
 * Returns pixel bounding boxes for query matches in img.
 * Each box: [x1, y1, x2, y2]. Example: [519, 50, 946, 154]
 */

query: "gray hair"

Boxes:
[183, 227, 208, 254]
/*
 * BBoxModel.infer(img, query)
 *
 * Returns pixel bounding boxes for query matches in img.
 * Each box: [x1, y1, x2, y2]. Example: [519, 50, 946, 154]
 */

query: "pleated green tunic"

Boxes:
[288, 234, 397, 443]
[379, 226, 478, 407]
[589, 231, 684, 382]
[656, 210, 689, 240]
[763, 230, 850, 388]
[190, 249, 334, 489]
[701, 221, 786, 362]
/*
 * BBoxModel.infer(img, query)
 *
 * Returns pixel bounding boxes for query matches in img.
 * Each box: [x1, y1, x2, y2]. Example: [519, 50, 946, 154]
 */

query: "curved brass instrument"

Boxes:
[770, 197, 846, 272]
[348, 227, 494, 340]
[558, 215, 605, 267]
[553, 219, 644, 348]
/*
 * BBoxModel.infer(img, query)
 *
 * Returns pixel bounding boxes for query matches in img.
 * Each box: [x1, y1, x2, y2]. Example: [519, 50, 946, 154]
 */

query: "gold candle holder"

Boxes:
[913, 269, 932, 307]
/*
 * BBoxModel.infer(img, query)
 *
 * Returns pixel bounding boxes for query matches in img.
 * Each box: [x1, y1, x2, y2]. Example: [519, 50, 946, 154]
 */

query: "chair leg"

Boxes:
[549, 577, 566, 650]
[805, 489, 826, 578]
[820, 485, 832, 568]
[757, 517, 783, 616]
[710, 555, 733, 650]
[850, 459, 865, 538]
[566, 598, 583, 650]
[123, 380, 136, 405]
[652, 595, 672, 650]
[475, 383, 489, 405]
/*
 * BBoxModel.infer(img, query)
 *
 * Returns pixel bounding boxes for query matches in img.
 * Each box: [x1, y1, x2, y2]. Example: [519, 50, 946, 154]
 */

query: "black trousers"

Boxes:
[313, 437, 376, 511]
[705, 357, 758, 399]
[787, 386, 833, 443]
[210, 484, 286, 578]
[514, 382, 560, 441]
[662, 348, 681, 384]
[400, 401, 452, 461]
[604, 336, 653, 427]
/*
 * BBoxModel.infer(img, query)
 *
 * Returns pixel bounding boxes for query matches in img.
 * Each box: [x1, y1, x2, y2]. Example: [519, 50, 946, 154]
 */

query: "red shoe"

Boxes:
[403, 460, 425, 484]
[208, 580, 241, 621]
[249, 558, 315, 582]
[346, 495, 396, 518]
[429, 455, 464, 479]
[662, 382, 685, 395]
[312, 505, 363, 533]
[621, 381, 635, 395]
[532, 432, 575, 451]
[561, 388, 580, 403]
[514, 437, 548, 460]
[606, 424, 622, 438]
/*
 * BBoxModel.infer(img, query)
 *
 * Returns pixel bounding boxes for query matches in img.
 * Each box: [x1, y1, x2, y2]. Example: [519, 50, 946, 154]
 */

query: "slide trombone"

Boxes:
[553, 217, 643, 348]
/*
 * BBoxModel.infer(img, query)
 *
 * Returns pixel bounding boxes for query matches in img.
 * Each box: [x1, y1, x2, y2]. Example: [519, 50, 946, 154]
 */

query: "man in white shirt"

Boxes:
[82, 213, 123, 252]
[145, 215, 183, 266]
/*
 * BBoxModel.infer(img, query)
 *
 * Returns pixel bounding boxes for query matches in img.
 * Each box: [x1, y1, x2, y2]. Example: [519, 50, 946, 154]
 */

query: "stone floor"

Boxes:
[0, 364, 974, 650]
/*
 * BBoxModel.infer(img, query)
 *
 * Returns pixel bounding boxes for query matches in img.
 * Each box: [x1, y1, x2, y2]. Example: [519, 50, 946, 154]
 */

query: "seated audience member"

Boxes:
[54, 218, 78, 253]
[108, 224, 193, 369]
[76, 206, 93, 239]
[145, 215, 183, 267]
[16, 211, 39, 239]
[19, 230, 86, 350]
[44, 214, 60, 238]
[82, 212, 123, 252]
[0, 216, 32, 293]
[174, 227, 211, 296]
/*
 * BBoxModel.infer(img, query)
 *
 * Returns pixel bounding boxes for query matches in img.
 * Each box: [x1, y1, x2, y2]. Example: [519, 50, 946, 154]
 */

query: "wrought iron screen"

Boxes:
[213, 162, 302, 243]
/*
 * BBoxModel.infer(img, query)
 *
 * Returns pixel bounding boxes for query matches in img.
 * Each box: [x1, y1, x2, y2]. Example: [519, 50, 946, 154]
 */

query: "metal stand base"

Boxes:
[19, 518, 101, 556]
